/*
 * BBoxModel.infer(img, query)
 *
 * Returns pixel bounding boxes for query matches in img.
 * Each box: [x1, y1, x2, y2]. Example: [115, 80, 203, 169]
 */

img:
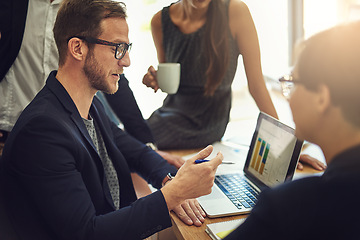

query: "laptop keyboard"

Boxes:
[215, 174, 259, 209]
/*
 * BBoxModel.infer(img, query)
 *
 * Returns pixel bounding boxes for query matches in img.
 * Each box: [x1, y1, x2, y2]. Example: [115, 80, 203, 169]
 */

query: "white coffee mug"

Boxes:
[157, 63, 181, 94]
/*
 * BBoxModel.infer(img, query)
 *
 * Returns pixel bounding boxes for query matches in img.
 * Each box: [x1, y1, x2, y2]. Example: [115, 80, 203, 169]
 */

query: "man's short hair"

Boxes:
[297, 20, 360, 127]
[53, 0, 127, 66]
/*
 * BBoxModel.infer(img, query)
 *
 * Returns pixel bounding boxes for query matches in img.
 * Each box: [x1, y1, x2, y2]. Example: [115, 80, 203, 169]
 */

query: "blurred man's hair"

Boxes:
[297, 21, 360, 127]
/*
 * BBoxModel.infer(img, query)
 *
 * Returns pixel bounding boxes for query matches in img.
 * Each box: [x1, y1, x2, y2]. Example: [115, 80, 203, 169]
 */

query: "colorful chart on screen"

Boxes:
[247, 118, 297, 187]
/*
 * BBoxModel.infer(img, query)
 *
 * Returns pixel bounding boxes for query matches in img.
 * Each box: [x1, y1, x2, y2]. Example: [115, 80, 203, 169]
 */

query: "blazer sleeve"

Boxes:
[6, 115, 172, 240]
[108, 120, 177, 189]
[104, 74, 156, 144]
[0, 0, 29, 81]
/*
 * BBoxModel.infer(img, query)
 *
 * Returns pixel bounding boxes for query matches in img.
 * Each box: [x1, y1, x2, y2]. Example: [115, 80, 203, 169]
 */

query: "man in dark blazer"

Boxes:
[0, 0, 223, 239]
[0, 0, 184, 169]
[225, 21, 360, 240]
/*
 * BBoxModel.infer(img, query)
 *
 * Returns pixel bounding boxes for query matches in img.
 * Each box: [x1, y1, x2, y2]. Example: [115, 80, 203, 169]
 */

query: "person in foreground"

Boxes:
[225, 21, 360, 239]
[0, 0, 223, 239]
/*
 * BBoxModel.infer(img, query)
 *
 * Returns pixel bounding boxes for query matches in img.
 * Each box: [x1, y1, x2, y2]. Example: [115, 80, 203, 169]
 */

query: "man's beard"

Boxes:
[83, 50, 118, 94]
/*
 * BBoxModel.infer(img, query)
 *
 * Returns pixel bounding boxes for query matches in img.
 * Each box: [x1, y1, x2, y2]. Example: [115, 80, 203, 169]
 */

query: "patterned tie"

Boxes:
[83, 117, 120, 209]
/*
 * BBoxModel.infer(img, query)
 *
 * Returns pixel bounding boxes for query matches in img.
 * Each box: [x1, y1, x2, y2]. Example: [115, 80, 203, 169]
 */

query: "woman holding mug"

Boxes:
[143, 0, 277, 149]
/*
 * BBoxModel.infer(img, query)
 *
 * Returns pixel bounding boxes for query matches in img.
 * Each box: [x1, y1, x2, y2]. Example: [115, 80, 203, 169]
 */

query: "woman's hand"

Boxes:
[172, 199, 206, 226]
[142, 66, 159, 92]
[297, 154, 326, 171]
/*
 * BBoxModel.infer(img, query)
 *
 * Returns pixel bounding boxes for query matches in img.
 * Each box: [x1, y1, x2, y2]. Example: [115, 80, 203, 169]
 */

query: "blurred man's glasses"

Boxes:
[72, 36, 132, 60]
[278, 75, 303, 100]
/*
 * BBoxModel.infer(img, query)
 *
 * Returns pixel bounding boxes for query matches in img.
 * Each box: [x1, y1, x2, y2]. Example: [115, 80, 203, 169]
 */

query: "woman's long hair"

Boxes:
[203, 0, 229, 96]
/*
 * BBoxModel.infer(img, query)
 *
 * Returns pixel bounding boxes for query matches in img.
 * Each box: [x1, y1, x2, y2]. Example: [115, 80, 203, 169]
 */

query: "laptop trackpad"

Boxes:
[199, 185, 224, 200]
[198, 185, 245, 218]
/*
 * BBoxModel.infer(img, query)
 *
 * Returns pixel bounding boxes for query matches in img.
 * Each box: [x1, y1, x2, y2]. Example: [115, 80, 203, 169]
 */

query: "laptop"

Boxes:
[198, 112, 303, 218]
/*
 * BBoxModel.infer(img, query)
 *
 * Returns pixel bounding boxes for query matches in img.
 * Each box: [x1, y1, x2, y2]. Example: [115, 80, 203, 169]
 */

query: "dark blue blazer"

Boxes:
[0, 71, 177, 240]
[225, 145, 360, 240]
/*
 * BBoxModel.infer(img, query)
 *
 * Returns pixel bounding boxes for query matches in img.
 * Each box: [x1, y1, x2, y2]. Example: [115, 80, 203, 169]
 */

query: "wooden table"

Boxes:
[170, 211, 246, 240]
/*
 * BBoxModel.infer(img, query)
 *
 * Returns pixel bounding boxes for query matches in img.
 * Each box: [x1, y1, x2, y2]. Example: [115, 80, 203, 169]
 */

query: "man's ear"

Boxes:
[67, 37, 87, 61]
[316, 84, 331, 114]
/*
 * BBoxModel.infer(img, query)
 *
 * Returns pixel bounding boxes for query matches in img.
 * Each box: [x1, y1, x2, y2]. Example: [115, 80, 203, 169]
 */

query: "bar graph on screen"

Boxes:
[249, 138, 270, 175]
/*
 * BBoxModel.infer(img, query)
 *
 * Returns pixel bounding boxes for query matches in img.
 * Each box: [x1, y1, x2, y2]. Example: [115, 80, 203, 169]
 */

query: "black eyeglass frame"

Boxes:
[71, 36, 132, 60]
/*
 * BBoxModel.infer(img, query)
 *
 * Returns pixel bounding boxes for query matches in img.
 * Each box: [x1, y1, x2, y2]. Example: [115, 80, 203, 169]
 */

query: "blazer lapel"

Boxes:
[46, 71, 98, 153]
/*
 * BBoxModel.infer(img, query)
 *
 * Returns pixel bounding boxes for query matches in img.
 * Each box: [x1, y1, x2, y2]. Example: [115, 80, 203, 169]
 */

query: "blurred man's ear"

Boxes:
[316, 84, 331, 115]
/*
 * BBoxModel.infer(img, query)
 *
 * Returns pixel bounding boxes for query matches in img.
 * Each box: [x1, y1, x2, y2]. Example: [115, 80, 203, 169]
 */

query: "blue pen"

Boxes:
[195, 159, 210, 164]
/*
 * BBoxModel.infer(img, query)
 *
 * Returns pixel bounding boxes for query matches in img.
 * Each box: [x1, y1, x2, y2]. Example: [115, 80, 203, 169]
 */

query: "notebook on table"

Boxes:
[205, 218, 246, 240]
[198, 112, 303, 218]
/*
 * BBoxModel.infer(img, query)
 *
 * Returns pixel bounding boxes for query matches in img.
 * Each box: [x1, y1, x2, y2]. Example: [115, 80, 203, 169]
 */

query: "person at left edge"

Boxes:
[0, 0, 61, 152]
[0, 0, 223, 239]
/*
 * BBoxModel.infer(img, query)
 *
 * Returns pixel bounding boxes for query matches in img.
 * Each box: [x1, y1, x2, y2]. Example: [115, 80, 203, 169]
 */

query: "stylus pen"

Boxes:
[195, 159, 235, 164]
[195, 159, 210, 164]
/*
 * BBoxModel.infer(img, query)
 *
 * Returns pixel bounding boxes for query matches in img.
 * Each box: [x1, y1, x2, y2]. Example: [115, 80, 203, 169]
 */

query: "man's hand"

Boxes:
[161, 145, 223, 213]
[297, 154, 326, 171]
[157, 150, 185, 169]
[172, 199, 206, 226]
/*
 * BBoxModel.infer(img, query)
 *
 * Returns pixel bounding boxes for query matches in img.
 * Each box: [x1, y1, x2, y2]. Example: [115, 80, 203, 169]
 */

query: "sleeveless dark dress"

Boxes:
[147, 0, 240, 149]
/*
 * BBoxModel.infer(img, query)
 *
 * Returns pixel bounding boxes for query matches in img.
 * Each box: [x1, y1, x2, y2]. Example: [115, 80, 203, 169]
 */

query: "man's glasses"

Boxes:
[73, 36, 132, 60]
[278, 75, 303, 100]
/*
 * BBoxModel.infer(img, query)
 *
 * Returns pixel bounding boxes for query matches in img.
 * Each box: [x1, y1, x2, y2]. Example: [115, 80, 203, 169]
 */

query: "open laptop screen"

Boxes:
[243, 113, 303, 189]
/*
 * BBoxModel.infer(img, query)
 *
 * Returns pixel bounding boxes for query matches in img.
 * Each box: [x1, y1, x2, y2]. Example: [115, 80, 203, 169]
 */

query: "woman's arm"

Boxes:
[142, 11, 164, 92]
[229, 0, 278, 119]
[151, 10, 166, 63]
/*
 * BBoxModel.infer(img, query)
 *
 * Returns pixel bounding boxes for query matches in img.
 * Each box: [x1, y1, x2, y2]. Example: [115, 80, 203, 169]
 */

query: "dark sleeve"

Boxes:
[104, 74, 155, 144]
[108, 119, 177, 189]
[0, 0, 28, 81]
[224, 189, 281, 240]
